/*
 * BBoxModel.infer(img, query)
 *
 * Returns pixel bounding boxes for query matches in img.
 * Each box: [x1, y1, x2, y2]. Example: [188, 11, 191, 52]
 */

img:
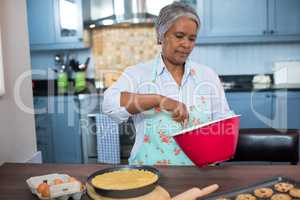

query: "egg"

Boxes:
[37, 180, 50, 197]
[53, 178, 64, 185]
[41, 187, 50, 198]
[68, 177, 78, 183]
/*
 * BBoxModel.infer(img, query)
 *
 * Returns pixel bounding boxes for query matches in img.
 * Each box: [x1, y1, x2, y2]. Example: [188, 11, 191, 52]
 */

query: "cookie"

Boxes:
[274, 182, 294, 192]
[271, 194, 292, 200]
[254, 187, 273, 198]
[235, 194, 256, 200]
[289, 188, 300, 198]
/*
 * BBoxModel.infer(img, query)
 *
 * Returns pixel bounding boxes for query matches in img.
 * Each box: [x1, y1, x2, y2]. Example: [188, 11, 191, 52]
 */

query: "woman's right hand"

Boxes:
[159, 95, 189, 124]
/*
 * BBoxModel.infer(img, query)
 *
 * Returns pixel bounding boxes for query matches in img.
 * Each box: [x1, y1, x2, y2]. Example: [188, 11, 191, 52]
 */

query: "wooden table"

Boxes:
[1, 163, 300, 199]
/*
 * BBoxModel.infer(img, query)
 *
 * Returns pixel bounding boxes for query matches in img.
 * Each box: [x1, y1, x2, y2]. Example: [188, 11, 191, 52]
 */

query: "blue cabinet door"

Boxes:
[27, 0, 56, 45]
[272, 91, 300, 131]
[53, 0, 84, 43]
[78, 94, 100, 164]
[33, 97, 54, 163]
[200, 0, 267, 37]
[35, 114, 54, 163]
[27, 0, 87, 50]
[269, 0, 300, 36]
[51, 96, 82, 163]
[286, 92, 300, 130]
[195, 0, 300, 44]
[226, 92, 273, 128]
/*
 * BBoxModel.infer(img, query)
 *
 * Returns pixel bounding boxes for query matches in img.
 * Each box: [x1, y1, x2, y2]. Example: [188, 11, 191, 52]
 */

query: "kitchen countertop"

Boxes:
[32, 79, 103, 96]
[32, 74, 300, 95]
[220, 74, 300, 92]
[1, 163, 300, 199]
[224, 83, 300, 92]
[32, 80, 300, 96]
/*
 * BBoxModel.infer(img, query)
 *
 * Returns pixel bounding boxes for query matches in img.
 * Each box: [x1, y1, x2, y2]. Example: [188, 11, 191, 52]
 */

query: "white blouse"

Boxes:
[102, 54, 231, 158]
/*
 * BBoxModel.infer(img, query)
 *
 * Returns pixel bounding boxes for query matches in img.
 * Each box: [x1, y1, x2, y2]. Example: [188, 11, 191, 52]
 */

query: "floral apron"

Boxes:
[129, 64, 213, 166]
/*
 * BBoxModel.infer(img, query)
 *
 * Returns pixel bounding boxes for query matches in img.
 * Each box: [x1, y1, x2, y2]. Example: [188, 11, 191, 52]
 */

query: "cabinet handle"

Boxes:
[262, 30, 267, 35]
[270, 30, 275, 35]
[78, 38, 83, 42]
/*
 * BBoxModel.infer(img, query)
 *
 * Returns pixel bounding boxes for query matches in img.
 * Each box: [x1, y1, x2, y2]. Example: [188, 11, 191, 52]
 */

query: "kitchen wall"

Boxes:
[91, 25, 300, 81]
[0, 0, 37, 165]
[191, 43, 300, 75]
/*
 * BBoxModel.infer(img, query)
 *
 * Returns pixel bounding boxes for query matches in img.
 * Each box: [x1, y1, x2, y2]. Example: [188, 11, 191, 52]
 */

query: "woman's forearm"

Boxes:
[120, 92, 162, 114]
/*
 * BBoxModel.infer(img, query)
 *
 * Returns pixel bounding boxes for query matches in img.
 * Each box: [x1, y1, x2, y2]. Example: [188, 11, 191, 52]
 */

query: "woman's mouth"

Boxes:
[177, 51, 189, 57]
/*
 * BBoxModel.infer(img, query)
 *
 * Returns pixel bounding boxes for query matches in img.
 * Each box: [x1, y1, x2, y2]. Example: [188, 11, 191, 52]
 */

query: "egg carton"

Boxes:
[26, 173, 85, 200]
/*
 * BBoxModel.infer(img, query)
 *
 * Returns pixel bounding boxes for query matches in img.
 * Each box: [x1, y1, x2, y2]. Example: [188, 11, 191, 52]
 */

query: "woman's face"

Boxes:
[162, 16, 198, 66]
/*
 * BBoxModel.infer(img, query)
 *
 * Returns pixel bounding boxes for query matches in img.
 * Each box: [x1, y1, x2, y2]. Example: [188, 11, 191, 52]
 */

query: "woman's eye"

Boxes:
[174, 33, 184, 39]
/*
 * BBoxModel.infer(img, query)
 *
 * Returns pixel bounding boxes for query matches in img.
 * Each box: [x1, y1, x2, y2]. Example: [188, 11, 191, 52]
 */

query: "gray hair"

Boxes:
[155, 2, 200, 44]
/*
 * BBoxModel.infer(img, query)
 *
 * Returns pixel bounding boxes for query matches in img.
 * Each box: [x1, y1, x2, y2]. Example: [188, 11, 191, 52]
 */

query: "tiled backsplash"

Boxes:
[92, 25, 161, 85]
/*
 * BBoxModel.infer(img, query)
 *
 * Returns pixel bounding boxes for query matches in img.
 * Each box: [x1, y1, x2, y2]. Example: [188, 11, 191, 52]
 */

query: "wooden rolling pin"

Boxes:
[172, 184, 219, 200]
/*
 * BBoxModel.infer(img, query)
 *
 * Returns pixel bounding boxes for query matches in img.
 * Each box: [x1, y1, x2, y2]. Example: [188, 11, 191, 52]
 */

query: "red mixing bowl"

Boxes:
[172, 115, 240, 167]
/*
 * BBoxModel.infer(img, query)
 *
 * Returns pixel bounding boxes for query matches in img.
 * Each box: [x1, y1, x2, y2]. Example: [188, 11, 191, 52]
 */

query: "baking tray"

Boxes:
[86, 165, 160, 198]
[205, 176, 300, 200]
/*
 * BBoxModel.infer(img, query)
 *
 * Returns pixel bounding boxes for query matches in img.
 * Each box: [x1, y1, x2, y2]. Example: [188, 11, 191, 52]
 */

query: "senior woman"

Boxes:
[103, 2, 233, 165]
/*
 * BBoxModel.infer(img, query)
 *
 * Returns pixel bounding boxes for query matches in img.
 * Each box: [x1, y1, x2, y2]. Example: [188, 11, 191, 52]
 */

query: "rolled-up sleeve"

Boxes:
[102, 67, 139, 123]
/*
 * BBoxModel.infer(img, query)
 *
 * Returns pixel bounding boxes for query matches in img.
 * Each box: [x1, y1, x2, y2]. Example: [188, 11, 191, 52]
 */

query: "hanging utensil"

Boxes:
[84, 57, 90, 69]
[78, 57, 90, 71]
[69, 59, 79, 72]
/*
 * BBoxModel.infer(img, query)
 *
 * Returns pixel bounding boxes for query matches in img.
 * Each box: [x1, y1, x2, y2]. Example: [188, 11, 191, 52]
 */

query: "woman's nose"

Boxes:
[181, 38, 193, 49]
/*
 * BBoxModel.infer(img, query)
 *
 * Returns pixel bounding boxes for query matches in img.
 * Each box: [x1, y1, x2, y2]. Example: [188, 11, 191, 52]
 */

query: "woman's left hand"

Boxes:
[159, 96, 189, 124]
[172, 103, 189, 125]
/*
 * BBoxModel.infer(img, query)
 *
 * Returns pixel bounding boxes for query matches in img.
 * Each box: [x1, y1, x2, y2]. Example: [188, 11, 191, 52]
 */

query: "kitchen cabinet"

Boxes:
[226, 91, 273, 128]
[50, 96, 82, 163]
[27, 0, 56, 46]
[269, 0, 300, 36]
[27, 0, 88, 51]
[196, 0, 300, 44]
[33, 97, 54, 163]
[78, 94, 100, 164]
[201, 0, 267, 37]
[285, 92, 300, 131]
[226, 90, 300, 130]
[33, 96, 82, 163]
[272, 91, 300, 131]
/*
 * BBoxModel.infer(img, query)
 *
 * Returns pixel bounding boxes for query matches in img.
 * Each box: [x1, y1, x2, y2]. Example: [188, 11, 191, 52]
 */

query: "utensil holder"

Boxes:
[75, 72, 86, 92]
[57, 72, 68, 92]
